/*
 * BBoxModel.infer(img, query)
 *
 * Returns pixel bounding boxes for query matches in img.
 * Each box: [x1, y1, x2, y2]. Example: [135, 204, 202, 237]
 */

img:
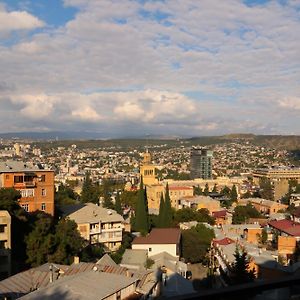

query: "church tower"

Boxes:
[140, 150, 158, 185]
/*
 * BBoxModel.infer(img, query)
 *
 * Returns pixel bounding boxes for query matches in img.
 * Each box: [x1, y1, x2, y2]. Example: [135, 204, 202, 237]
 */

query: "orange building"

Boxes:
[0, 161, 54, 216]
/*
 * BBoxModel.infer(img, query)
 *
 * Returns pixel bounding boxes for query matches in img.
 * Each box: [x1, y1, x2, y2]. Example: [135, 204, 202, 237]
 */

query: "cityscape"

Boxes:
[0, 0, 300, 300]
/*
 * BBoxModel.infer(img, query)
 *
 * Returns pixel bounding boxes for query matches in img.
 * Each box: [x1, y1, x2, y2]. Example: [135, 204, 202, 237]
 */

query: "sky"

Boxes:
[0, 0, 299, 137]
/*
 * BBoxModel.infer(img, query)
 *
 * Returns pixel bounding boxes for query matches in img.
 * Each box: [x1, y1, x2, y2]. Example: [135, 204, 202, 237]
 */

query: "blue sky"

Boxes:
[0, 0, 299, 136]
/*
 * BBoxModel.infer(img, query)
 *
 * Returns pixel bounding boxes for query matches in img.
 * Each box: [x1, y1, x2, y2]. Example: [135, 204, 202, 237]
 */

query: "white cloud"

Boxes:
[278, 97, 300, 110]
[0, 0, 299, 134]
[0, 6, 44, 32]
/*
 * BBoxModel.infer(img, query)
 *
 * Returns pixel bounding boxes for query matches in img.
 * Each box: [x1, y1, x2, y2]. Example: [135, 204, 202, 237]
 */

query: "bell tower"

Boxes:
[140, 150, 157, 185]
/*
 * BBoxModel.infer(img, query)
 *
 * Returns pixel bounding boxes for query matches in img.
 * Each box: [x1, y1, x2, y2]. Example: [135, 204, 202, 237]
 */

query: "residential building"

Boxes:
[252, 167, 300, 200]
[0, 161, 55, 216]
[169, 185, 193, 209]
[190, 147, 213, 179]
[132, 228, 181, 257]
[179, 195, 221, 213]
[60, 203, 124, 251]
[0, 211, 11, 280]
[238, 198, 287, 216]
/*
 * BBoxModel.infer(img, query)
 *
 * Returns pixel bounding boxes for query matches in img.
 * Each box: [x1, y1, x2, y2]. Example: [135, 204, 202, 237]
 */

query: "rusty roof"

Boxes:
[132, 228, 181, 245]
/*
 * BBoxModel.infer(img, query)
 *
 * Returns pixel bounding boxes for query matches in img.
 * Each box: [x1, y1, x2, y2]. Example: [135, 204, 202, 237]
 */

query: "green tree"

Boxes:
[259, 178, 274, 200]
[230, 247, 255, 285]
[197, 208, 215, 225]
[50, 219, 85, 265]
[212, 184, 218, 193]
[163, 183, 173, 227]
[193, 185, 203, 196]
[0, 188, 21, 213]
[80, 244, 105, 262]
[221, 186, 231, 197]
[134, 177, 149, 234]
[232, 204, 261, 224]
[182, 224, 215, 264]
[204, 183, 210, 196]
[230, 185, 238, 202]
[25, 214, 55, 267]
[55, 183, 78, 205]
[81, 172, 100, 203]
[115, 191, 122, 215]
[158, 193, 165, 228]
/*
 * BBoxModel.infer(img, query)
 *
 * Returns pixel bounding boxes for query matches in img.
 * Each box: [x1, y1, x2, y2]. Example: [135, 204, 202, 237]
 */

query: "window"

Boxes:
[0, 241, 5, 249]
[41, 189, 46, 196]
[20, 189, 34, 198]
[41, 203, 46, 211]
[21, 204, 29, 212]
[0, 225, 5, 233]
[41, 175, 46, 182]
[14, 176, 23, 183]
[149, 247, 152, 252]
[5, 175, 9, 180]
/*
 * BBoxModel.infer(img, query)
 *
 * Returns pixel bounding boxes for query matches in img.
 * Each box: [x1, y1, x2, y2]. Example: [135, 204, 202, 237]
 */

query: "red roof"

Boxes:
[132, 228, 181, 245]
[213, 237, 235, 246]
[283, 226, 300, 237]
[212, 210, 227, 218]
[268, 219, 300, 231]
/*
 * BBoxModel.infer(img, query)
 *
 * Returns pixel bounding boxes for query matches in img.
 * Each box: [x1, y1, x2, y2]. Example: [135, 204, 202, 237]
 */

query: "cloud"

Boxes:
[0, 6, 44, 32]
[278, 97, 300, 110]
[0, 0, 299, 135]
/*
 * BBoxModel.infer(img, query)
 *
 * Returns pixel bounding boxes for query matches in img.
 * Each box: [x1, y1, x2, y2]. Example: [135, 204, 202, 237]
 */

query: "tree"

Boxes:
[259, 178, 273, 200]
[50, 219, 85, 265]
[0, 188, 21, 213]
[232, 204, 261, 224]
[182, 224, 215, 264]
[258, 228, 268, 245]
[134, 177, 149, 234]
[193, 185, 203, 196]
[80, 244, 105, 262]
[221, 186, 231, 197]
[230, 247, 255, 284]
[55, 183, 78, 205]
[158, 193, 165, 228]
[230, 185, 238, 201]
[25, 213, 55, 267]
[115, 191, 122, 215]
[212, 184, 218, 193]
[81, 172, 100, 203]
[25, 215, 85, 267]
[204, 183, 209, 196]
[197, 208, 215, 225]
[163, 183, 173, 227]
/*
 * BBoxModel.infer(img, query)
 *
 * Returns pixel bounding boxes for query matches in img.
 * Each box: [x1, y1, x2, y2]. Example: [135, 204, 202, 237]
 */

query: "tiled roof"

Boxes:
[169, 186, 193, 191]
[132, 228, 181, 245]
[212, 210, 227, 218]
[268, 219, 300, 231]
[213, 237, 235, 246]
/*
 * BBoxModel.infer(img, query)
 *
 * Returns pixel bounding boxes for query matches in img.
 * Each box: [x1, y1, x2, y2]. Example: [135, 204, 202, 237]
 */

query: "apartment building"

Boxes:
[252, 167, 300, 200]
[0, 161, 55, 216]
[60, 203, 124, 251]
[0, 211, 11, 280]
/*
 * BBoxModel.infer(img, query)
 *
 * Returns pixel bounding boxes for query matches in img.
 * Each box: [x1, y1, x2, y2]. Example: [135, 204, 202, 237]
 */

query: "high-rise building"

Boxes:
[190, 147, 213, 179]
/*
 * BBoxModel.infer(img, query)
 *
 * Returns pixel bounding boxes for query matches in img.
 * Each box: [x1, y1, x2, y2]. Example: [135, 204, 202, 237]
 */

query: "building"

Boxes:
[190, 147, 213, 179]
[139, 150, 158, 185]
[252, 167, 300, 200]
[0, 161, 55, 216]
[179, 195, 221, 213]
[60, 203, 124, 251]
[0, 211, 11, 280]
[238, 198, 287, 216]
[169, 186, 194, 209]
[132, 228, 181, 257]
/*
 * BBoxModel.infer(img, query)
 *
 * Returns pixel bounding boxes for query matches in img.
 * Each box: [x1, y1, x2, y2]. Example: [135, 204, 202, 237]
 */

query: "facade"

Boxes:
[252, 167, 300, 200]
[132, 228, 181, 257]
[190, 147, 213, 179]
[60, 203, 124, 251]
[139, 151, 158, 186]
[0, 211, 11, 280]
[0, 161, 55, 216]
[238, 198, 287, 216]
[179, 195, 221, 213]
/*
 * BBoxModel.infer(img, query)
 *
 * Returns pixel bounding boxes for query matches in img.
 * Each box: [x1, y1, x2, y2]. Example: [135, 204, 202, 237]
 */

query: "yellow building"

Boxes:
[0, 211, 11, 280]
[139, 151, 158, 186]
[252, 167, 300, 200]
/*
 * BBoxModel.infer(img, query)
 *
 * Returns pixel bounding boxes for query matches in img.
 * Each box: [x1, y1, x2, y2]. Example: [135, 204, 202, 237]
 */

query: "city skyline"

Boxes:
[0, 0, 299, 136]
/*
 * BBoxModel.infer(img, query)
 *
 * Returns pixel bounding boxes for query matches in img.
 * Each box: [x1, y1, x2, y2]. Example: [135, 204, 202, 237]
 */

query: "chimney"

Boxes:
[73, 256, 80, 264]
[49, 264, 53, 283]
